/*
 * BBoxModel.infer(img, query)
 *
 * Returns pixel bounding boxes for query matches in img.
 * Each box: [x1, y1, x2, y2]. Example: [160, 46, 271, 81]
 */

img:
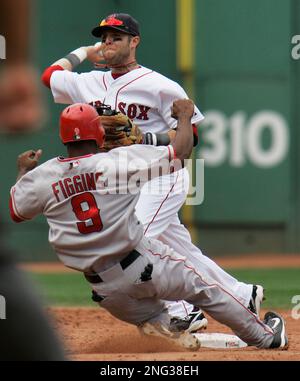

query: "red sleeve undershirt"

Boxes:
[41, 65, 64, 88]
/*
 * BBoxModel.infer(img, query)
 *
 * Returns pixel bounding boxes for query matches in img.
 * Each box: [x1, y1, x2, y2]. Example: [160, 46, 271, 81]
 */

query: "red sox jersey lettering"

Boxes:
[88, 101, 151, 121]
[118, 103, 150, 120]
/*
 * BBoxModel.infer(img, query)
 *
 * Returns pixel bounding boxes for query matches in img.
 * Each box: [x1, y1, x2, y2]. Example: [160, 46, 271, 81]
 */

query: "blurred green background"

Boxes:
[1, 0, 300, 260]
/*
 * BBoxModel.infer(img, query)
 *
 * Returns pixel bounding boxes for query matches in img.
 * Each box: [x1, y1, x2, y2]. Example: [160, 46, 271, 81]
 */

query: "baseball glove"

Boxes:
[95, 105, 143, 151]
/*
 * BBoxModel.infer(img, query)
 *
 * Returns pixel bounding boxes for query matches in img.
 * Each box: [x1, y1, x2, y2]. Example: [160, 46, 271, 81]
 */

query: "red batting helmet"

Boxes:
[59, 103, 105, 147]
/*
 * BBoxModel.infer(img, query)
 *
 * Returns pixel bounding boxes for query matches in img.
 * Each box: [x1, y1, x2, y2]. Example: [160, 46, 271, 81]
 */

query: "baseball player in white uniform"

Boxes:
[41, 13, 264, 332]
[9, 102, 288, 350]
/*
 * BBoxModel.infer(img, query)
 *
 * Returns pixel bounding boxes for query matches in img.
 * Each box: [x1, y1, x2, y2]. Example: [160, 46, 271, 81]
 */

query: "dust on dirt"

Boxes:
[48, 307, 300, 361]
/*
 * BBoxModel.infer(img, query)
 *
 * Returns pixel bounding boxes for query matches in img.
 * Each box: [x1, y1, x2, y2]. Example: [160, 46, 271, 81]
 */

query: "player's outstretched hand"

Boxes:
[17, 149, 42, 173]
[171, 99, 194, 121]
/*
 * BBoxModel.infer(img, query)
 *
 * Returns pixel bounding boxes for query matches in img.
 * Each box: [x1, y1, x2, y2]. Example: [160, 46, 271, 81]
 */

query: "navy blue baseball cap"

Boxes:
[92, 13, 140, 37]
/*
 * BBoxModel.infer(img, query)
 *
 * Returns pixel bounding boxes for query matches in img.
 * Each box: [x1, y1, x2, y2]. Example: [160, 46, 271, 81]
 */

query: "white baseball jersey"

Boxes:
[10, 145, 175, 272]
[50, 66, 204, 133]
[50, 65, 204, 201]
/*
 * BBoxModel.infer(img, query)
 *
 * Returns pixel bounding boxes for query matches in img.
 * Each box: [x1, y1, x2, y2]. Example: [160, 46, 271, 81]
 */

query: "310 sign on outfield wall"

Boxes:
[198, 110, 289, 168]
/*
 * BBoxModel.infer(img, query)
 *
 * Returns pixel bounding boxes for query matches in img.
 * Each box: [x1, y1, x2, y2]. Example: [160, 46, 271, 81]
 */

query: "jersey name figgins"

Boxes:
[52, 172, 102, 202]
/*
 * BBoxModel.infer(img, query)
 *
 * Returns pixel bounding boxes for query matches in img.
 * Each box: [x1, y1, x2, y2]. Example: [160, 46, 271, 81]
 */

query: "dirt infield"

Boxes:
[30, 256, 300, 361]
[50, 307, 300, 361]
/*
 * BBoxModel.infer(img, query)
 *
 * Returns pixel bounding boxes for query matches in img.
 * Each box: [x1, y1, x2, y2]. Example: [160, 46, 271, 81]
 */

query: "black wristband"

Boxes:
[143, 132, 171, 146]
[64, 53, 81, 68]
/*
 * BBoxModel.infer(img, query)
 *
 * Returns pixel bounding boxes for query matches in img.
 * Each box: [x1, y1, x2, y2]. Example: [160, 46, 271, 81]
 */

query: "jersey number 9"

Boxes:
[71, 192, 103, 234]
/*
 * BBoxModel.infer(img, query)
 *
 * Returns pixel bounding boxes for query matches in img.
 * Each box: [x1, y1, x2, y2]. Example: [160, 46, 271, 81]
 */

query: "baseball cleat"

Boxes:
[248, 285, 265, 316]
[169, 307, 208, 334]
[263, 311, 288, 349]
[140, 322, 201, 350]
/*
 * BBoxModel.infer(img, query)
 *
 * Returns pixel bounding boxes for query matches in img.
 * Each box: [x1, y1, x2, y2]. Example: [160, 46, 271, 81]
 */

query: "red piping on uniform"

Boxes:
[57, 154, 94, 162]
[9, 190, 30, 222]
[144, 171, 179, 236]
[114, 70, 153, 110]
[147, 248, 274, 336]
[167, 145, 176, 161]
[167, 146, 171, 161]
[9, 196, 23, 223]
[102, 74, 107, 91]
[41, 65, 64, 88]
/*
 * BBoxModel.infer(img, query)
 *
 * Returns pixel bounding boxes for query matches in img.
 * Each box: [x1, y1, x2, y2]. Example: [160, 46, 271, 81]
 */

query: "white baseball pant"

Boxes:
[90, 237, 274, 348]
[135, 168, 253, 318]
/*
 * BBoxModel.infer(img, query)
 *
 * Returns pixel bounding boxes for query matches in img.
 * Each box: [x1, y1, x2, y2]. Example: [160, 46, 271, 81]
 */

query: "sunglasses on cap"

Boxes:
[100, 17, 124, 27]
[92, 13, 140, 37]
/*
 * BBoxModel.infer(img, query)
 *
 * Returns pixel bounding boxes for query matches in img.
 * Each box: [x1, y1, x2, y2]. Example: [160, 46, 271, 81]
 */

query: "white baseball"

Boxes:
[94, 42, 104, 58]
